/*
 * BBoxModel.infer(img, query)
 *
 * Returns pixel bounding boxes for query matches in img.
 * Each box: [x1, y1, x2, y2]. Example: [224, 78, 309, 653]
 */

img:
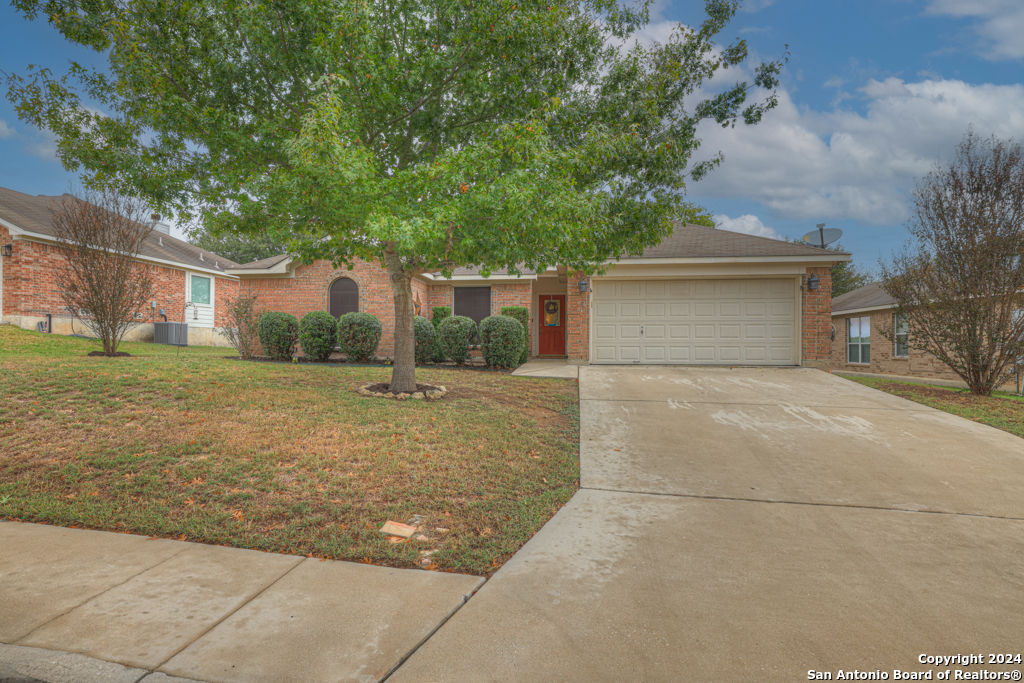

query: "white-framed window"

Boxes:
[190, 274, 211, 305]
[894, 313, 909, 358]
[847, 316, 871, 364]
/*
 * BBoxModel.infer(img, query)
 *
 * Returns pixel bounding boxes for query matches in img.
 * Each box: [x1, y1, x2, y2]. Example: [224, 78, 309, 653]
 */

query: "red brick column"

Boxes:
[566, 271, 589, 362]
[801, 266, 833, 369]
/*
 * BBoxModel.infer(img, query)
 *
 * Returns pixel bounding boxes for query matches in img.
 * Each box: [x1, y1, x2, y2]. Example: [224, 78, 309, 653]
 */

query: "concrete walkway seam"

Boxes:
[151, 556, 306, 672]
[378, 582, 488, 683]
[11, 543, 194, 645]
[579, 485, 1024, 522]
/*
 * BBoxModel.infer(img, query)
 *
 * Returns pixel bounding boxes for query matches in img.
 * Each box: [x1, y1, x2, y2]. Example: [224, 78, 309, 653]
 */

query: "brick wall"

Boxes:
[241, 258, 399, 355]
[1, 225, 14, 319]
[801, 267, 832, 368]
[214, 276, 239, 327]
[1, 236, 200, 325]
[491, 283, 531, 316]
[566, 271, 589, 362]
[427, 283, 453, 318]
[831, 310, 959, 380]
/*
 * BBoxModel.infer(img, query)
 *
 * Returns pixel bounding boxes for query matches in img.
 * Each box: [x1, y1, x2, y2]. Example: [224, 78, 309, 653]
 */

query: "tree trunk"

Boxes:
[384, 250, 418, 393]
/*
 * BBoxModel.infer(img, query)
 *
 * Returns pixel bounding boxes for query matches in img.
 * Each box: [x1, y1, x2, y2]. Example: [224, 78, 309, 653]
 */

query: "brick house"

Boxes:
[830, 281, 964, 381]
[0, 187, 240, 346]
[230, 223, 845, 367]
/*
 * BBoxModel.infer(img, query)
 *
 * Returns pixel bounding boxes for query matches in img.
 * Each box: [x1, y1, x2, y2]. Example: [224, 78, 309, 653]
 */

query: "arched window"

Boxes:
[329, 278, 359, 318]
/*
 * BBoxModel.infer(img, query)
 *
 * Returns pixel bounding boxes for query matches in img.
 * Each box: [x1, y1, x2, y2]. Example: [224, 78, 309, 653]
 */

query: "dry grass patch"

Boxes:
[0, 326, 579, 575]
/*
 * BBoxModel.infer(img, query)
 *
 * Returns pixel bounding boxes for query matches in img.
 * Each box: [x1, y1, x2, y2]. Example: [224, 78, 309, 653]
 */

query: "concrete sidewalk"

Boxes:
[0, 522, 483, 683]
[510, 359, 579, 379]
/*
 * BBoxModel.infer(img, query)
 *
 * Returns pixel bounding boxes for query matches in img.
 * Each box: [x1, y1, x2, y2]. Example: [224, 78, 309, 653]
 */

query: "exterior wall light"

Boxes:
[579, 279, 589, 293]
[807, 273, 820, 291]
[1, 244, 11, 257]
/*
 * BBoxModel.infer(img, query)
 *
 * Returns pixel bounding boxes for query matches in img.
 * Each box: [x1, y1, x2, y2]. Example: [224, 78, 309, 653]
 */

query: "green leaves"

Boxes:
[6, 0, 784, 276]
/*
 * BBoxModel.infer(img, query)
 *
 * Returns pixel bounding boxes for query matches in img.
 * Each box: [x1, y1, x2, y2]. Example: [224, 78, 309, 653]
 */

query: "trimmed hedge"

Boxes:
[298, 311, 337, 362]
[500, 305, 530, 365]
[480, 315, 525, 369]
[414, 315, 436, 364]
[438, 315, 476, 365]
[337, 312, 382, 362]
[431, 306, 452, 362]
[257, 311, 299, 360]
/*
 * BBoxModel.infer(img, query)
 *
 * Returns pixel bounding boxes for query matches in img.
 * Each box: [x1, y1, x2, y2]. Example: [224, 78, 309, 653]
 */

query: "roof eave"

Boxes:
[614, 254, 850, 265]
[832, 303, 896, 316]
[3, 222, 239, 279]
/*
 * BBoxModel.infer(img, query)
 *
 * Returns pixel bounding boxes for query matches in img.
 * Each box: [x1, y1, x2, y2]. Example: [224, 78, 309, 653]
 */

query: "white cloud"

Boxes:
[713, 214, 782, 240]
[691, 77, 1024, 225]
[0, 120, 16, 141]
[739, 0, 776, 12]
[925, 0, 1024, 60]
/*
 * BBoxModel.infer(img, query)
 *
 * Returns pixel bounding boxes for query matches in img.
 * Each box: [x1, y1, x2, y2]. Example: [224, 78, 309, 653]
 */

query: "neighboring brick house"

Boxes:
[0, 186, 240, 346]
[830, 281, 961, 381]
[230, 223, 846, 367]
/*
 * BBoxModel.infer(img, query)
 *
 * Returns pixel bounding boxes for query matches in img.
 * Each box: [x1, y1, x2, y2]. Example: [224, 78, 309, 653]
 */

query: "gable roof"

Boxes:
[832, 282, 896, 314]
[629, 222, 850, 259]
[0, 187, 240, 275]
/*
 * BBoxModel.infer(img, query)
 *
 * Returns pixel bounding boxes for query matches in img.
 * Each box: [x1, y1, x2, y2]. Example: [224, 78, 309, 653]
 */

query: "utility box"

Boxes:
[154, 322, 189, 347]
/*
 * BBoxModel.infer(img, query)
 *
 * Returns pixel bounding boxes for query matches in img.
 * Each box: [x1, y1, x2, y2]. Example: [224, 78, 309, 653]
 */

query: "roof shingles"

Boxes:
[0, 187, 239, 273]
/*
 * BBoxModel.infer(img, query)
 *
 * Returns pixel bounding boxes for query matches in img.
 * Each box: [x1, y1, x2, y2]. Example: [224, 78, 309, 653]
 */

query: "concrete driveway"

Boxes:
[391, 367, 1024, 682]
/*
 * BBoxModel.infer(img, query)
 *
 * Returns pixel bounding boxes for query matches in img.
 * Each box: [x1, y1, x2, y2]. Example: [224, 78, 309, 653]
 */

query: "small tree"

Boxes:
[50, 188, 155, 355]
[829, 243, 873, 298]
[220, 292, 264, 359]
[880, 130, 1024, 395]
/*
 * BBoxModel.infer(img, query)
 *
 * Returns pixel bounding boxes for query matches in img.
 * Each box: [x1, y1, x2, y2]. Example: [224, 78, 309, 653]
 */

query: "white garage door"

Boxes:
[591, 279, 797, 365]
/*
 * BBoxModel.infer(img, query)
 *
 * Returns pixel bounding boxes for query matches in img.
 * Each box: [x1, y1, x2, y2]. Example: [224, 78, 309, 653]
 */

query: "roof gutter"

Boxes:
[832, 304, 896, 316]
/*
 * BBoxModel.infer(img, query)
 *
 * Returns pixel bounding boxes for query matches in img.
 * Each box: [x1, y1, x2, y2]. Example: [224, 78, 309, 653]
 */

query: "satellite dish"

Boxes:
[802, 224, 843, 248]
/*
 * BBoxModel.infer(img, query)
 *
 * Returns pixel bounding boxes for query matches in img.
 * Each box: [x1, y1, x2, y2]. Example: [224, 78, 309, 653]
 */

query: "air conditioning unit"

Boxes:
[154, 322, 189, 346]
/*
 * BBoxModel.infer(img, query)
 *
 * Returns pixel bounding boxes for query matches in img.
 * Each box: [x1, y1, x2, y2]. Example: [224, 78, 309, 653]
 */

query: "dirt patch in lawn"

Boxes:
[0, 326, 580, 576]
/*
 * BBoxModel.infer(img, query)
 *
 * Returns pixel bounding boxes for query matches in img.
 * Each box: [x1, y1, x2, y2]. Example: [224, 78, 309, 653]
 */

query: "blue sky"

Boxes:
[2, 0, 1023, 273]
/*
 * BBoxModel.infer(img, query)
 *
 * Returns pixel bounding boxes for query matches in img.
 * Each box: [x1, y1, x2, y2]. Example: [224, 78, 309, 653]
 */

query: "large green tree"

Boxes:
[7, 0, 784, 391]
[191, 229, 286, 266]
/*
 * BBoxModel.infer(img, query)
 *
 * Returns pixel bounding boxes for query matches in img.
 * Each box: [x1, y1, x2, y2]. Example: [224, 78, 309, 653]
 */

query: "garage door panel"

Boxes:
[694, 303, 715, 317]
[644, 302, 666, 317]
[591, 278, 797, 366]
[694, 324, 715, 339]
[644, 324, 666, 340]
[669, 325, 690, 339]
[719, 302, 741, 317]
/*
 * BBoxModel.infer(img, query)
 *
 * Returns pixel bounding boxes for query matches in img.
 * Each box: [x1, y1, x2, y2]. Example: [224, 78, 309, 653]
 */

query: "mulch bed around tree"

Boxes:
[87, 351, 131, 357]
[364, 382, 442, 395]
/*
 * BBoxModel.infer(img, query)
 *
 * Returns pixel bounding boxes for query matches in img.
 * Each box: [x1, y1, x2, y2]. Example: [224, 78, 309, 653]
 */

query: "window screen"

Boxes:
[329, 278, 359, 318]
[847, 316, 870, 364]
[190, 275, 211, 305]
[454, 287, 491, 325]
[894, 313, 909, 358]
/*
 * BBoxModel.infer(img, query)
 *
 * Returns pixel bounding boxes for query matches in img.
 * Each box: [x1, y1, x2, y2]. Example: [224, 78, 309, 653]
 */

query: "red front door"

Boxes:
[538, 295, 566, 356]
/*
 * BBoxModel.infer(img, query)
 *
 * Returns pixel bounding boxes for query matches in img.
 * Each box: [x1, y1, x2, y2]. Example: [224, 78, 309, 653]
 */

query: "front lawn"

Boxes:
[840, 374, 1024, 439]
[0, 326, 579, 576]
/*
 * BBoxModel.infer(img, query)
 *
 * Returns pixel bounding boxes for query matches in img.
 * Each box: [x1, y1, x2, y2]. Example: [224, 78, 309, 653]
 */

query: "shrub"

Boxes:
[414, 315, 436, 364]
[431, 306, 452, 362]
[220, 293, 263, 359]
[480, 315, 525, 369]
[298, 311, 337, 362]
[500, 305, 530, 365]
[258, 311, 299, 360]
[437, 315, 476, 365]
[337, 312, 382, 361]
